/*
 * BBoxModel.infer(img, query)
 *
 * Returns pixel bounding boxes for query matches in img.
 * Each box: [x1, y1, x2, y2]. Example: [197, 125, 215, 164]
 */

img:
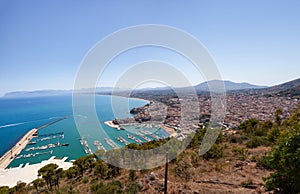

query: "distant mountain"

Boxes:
[3, 79, 299, 98]
[256, 78, 300, 98]
[4, 90, 72, 98]
[259, 78, 300, 93]
[3, 87, 116, 98]
[194, 80, 266, 92]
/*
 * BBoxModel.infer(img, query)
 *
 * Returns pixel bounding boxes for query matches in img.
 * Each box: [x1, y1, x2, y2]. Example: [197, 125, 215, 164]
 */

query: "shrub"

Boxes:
[126, 182, 141, 194]
[267, 128, 281, 143]
[232, 147, 248, 160]
[263, 115, 300, 193]
[246, 137, 262, 148]
[82, 177, 89, 184]
[202, 144, 224, 160]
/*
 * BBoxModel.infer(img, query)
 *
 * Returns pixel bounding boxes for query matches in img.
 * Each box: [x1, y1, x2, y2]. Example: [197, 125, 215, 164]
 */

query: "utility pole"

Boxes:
[164, 152, 168, 194]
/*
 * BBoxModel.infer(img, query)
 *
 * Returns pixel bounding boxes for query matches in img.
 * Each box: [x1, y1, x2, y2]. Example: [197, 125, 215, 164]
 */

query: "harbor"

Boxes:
[104, 137, 119, 149]
[1, 115, 172, 169]
[93, 140, 106, 151]
[0, 117, 68, 169]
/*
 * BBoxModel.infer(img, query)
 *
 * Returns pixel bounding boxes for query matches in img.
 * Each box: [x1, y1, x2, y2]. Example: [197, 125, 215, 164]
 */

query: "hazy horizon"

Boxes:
[1, 1, 300, 96]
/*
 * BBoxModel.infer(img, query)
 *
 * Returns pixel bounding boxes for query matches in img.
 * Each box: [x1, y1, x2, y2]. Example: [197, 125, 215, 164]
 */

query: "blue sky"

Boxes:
[0, 0, 300, 96]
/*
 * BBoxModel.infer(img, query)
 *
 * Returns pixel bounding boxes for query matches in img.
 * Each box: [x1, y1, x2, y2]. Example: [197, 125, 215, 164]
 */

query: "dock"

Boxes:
[93, 140, 106, 151]
[80, 138, 92, 155]
[104, 138, 119, 149]
[0, 116, 68, 169]
[0, 128, 38, 169]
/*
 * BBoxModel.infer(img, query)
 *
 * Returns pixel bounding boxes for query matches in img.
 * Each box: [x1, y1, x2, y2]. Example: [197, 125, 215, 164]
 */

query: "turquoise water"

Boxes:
[0, 95, 169, 168]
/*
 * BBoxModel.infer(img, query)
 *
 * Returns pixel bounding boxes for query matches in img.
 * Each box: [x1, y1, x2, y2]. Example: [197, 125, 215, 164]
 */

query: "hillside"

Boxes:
[3, 108, 300, 193]
[194, 80, 266, 92]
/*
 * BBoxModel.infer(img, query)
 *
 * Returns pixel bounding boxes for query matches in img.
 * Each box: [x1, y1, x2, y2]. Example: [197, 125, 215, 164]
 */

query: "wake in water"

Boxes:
[0, 122, 24, 129]
[0, 116, 67, 129]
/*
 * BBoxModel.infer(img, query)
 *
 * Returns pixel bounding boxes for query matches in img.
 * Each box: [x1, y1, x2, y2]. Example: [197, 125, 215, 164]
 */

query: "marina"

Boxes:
[93, 140, 106, 151]
[127, 133, 143, 143]
[0, 95, 151, 169]
[80, 137, 93, 155]
[29, 132, 64, 144]
[0, 117, 68, 169]
[135, 132, 152, 142]
[25, 142, 69, 152]
[140, 130, 161, 140]
[15, 150, 53, 159]
[115, 136, 130, 145]
[104, 138, 119, 149]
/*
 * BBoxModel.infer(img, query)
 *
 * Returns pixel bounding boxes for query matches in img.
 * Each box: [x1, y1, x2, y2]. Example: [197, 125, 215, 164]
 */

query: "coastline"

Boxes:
[0, 156, 72, 187]
[0, 128, 38, 169]
[104, 120, 121, 130]
[0, 116, 68, 169]
[161, 125, 177, 137]
[104, 120, 178, 138]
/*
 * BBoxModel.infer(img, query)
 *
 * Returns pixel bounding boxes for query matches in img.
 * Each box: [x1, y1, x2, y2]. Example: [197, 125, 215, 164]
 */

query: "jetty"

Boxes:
[93, 140, 106, 151]
[135, 132, 152, 142]
[115, 136, 130, 145]
[38, 132, 64, 137]
[80, 138, 92, 155]
[126, 133, 143, 143]
[140, 130, 161, 140]
[0, 116, 68, 169]
[36, 116, 68, 130]
[104, 138, 119, 149]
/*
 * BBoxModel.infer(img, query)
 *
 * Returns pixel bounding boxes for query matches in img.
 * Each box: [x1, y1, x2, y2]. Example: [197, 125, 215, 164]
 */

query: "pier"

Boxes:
[38, 132, 64, 137]
[0, 116, 68, 169]
[93, 140, 106, 151]
[80, 138, 93, 155]
[135, 132, 152, 142]
[126, 133, 143, 143]
[115, 136, 130, 145]
[104, 138, 119, 149]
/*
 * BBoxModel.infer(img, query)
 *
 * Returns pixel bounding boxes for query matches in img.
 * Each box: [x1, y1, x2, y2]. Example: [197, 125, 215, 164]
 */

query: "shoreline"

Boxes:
[0, 128, 38, 169]
[161, 125, 178, 137]
[0, 116, 68, 169]
[104, 120, 121, 130]
[0, 156, 72, 187]
[104, 120, 178, 138]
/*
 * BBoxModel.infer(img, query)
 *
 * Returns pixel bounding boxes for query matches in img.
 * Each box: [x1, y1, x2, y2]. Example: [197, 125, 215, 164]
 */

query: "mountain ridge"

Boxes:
[3, 78, 300, 98]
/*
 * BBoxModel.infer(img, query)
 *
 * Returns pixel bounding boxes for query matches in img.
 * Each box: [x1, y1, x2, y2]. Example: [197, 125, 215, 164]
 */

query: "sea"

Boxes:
[0, 95, 169, 168]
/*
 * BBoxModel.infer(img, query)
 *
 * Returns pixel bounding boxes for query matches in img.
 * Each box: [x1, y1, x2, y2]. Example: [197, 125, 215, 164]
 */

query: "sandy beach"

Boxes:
[104, 120, 121, 130]
[0, 128, 38, 169]
[161, 126, 177, 137]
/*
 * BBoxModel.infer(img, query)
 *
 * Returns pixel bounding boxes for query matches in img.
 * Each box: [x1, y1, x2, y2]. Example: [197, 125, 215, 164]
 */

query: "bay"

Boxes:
[0, 95, 168, 168]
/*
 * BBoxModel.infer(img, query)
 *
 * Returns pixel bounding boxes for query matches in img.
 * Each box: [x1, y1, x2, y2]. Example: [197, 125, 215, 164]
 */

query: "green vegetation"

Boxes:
[38, 163, 63, 190]
[2, 108, 300, 193]
[261, 109, 300, 193]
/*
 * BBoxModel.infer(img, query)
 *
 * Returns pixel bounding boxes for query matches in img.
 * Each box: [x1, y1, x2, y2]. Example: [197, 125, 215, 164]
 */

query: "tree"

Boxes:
[275, 109, 283, 126]
[263, 114, 300, 193]
[74, 155, 94, 176]
[32, 178, 44, 193]
[65, 166, 78, 179]
[38, 163, 59, 190]
[0, 186, 9, 194]
[94, 160, 107, 179]
[238, 118, 259, 135]
[11, 181, 27, 194]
